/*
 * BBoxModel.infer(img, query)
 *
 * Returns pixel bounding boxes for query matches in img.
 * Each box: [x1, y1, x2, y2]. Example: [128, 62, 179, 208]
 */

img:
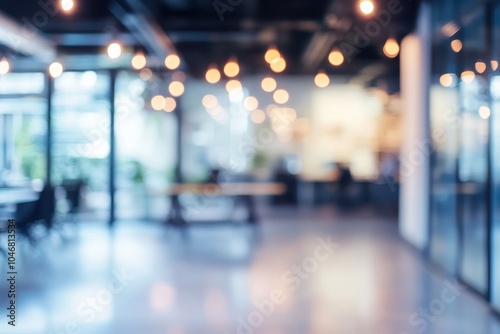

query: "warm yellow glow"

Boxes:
[169, 81, 185, 97]
[273, 89, 289, 104]
[202, 95, 218, 109]
[492, 60, 499, 71]
[359, 0, 374, 15]
[475, 61, 486, 74]
[49, 62, 63, 78]
[60, 0, 74, 12]
[131, 52, 146, 70]
[439, 73, 455, 87]
[224, 60, 240, 78]
[164, 97, 176, 113]
[225, 80, 242, 92]
[383, 38, 400, 58]
[479, 106, 491, 119]
[0, 58, 10, 75]
[461, 70, 475, 83]
[270, 57, 286, 73]
[139, 68, 153, 81]
[205, 66, 221, 84]
[451, 39, 462, 53]
[107, 42, 122, 59]
[151, 95, 166, 111]
[328, 49, 344, 66]
[251, 109, 266, 124]
[165, 54, 181, 70]
[314, 72, 330, 88]
[244, 96, 259, 111]
[265, 47, 280, 64]
[261, 77, 277, 92]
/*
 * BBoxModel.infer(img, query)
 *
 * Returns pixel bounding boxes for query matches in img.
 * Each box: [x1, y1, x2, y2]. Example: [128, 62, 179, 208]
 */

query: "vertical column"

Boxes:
[109, 70, 117, 226]
[46, 75, 53, 186]
[174, 99, 183, 183]
[399, 1, 432, 250]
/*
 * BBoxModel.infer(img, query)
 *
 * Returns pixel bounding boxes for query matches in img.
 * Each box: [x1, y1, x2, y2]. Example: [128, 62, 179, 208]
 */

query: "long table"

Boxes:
[158, 182, 286, 225]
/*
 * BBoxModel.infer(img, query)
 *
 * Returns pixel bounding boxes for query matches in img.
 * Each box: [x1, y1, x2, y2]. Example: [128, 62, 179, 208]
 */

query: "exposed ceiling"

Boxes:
[0, 0, 420, 79]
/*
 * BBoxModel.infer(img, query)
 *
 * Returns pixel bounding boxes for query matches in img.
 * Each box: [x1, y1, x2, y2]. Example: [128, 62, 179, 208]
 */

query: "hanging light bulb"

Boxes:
[131, 51, 146, 70]
[165, 54, 181, 70]
[261, 77, 277, 92]
[439, 73, 456, 87]
[60, 0, 75, 13]
[0, 57, 10, 75]
[265, 46, 280, 64]
[49, 62, 63, 78]
[224, 59, 240, 78]
[270, 57, 286, 73]
[314, 71, 330, 88]
[450, 39, 462, 53]
[169, 81, 185, 97]
[475, 61, 486, 74]
[328, 49, 344, 66]
[359, 0, 374, 15]
[107, 41, 122, 59]
[164, 97, 177, 113]
[383, 37, 400, 58]
[205, 65, 221, 84]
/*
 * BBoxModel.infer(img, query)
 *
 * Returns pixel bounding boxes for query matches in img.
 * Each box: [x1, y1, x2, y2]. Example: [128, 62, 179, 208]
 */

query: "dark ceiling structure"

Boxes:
[0, 0, 420, 78]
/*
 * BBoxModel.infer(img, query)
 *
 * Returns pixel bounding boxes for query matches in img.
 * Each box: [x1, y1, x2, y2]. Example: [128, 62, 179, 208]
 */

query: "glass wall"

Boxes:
[51, 71, 111, 222]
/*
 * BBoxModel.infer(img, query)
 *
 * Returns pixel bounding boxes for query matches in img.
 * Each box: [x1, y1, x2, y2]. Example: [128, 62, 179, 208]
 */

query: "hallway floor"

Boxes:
[1, 207, 499, 334]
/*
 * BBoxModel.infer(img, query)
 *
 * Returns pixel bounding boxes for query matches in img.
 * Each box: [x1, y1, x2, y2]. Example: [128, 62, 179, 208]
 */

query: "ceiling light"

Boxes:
[265, 47, 280, 64]
[328, 49, 344, 66]
[359, 0, 374, 15]
[273, 89, 289, 104]
[205, 66, 221, 84]
[244, 96, 259, 111]
[164, 97, 176, 113]
[314, 72, 330, 88]
[383, 38, 400, 58]
[60, 0, 75, 13]
[270, 58, 286, 73]
[226, 79, 242, 92]
[165, 54, 181, 70]
[261, 77, 277, 92]
[49, 62, 63, 78]
[475, 61, 486, 74]
[224, 60, 240, 77]
[439, 73, 456, 87]
[131, 51, 146, 70]
[461, 70, 475, 83]
[450, 39, 462, 53]
[169, 81, 185, 97]
[107, 41, 122, 59]
[492, 60, 499, 71]
[0, 57, 10, 75]
[151, 95, 166, 110]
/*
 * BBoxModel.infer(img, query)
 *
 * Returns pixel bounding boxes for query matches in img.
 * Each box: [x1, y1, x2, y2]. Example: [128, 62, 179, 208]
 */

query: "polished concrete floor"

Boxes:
[0, 207, 499, 334]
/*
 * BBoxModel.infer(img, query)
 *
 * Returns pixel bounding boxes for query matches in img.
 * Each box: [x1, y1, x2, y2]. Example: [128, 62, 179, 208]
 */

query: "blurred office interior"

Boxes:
[1, 0, 500, 333]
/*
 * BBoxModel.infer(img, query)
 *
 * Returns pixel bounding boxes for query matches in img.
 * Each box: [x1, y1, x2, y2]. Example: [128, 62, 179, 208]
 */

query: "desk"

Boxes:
[157, 182, 285, 225]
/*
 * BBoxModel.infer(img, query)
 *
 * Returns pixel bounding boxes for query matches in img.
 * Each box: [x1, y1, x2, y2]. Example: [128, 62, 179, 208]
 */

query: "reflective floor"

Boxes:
[1, 207, 499, 334]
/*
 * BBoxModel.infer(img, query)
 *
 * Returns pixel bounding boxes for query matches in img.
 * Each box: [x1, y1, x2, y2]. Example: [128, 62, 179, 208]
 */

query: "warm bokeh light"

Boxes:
[359, 0, 374, 15]
[273, 89, 289, 104]
[244, 96, 259, 111]
[169, 81, 185, 97]
[139, 68, 153, 81]
[224, 60, 240, 77]
[107, 41, 122, 59]
[131, 52, 147, 70]
[270, 57, 286, 73]
[205, 66, 221, 84]
[49, 62, 63, 78]
[479, 106, 491, 119]
[202, 94, 218, 109]
[492, 60, 499, 71]
[60, 0, 75, 12]
[251, 109, 266, 124]
[461, 70, 475, 83]
[165, 54, 181, 70]
[451, 39, 462, 53]
[265, 47, 281, 64]
[151, 95, 166, 111]
[314, 72, 330, 88]
[439, 73, 455, 87]
[475, 61, 487, 74]
[261, 77, 277, 92]
[0, 57, 10, 75]
[225, 79, 242, 92]
[328, 49, 344, 66]
[383, 38, 400, 58]
[164, 97, 176, 113]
